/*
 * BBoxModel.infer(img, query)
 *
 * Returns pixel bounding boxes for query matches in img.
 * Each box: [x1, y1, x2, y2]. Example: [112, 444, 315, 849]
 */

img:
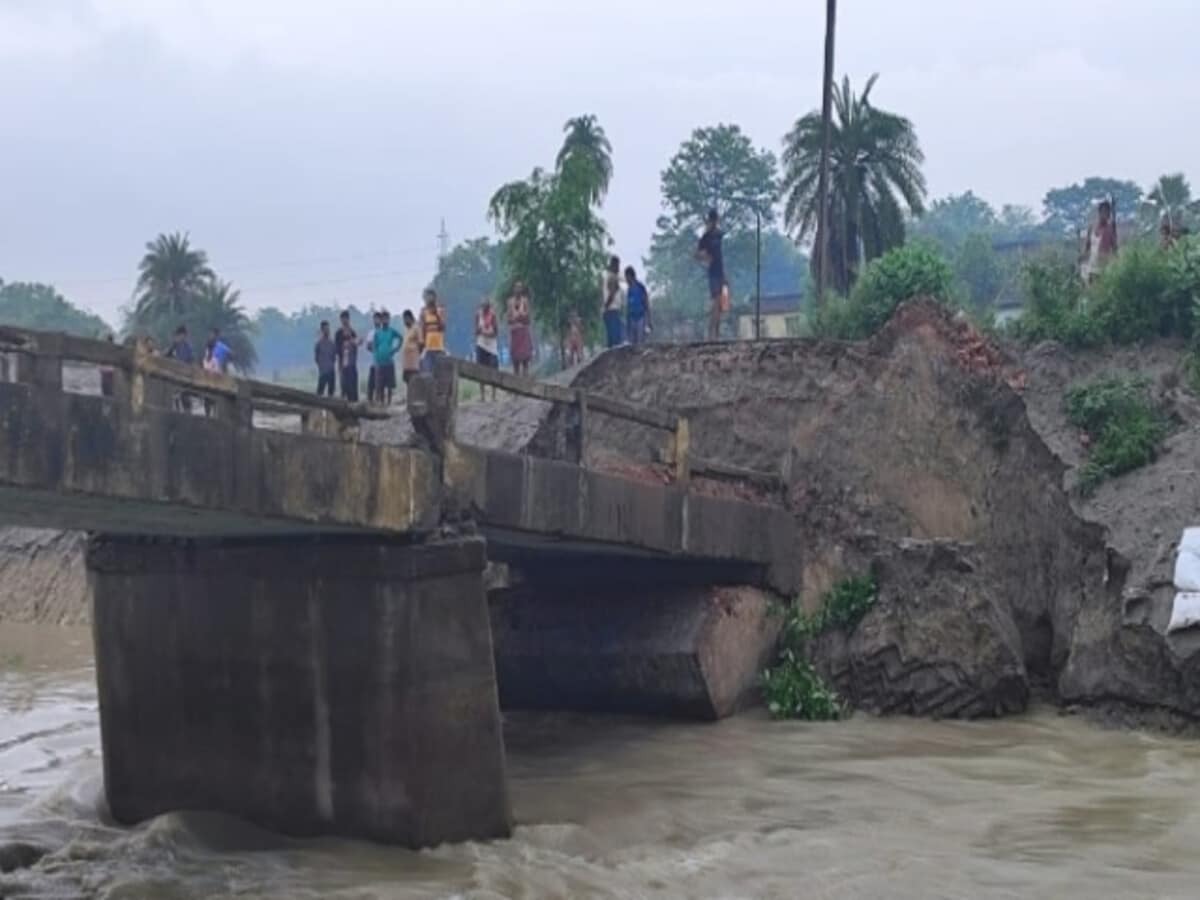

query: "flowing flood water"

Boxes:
[3, 625, 1200, 899]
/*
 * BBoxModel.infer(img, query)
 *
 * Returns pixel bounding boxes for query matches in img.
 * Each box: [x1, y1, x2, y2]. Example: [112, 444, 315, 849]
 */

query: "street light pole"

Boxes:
[755, 209, 762, 340]
[816, 0, 837, 304]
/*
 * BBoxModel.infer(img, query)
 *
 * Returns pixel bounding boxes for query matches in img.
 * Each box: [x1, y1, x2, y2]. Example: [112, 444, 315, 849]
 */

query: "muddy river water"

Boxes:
[2, 624, 1200, 899]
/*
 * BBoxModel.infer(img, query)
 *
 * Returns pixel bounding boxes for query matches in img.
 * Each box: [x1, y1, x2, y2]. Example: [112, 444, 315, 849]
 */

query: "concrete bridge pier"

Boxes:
[88, 535, 511, 848]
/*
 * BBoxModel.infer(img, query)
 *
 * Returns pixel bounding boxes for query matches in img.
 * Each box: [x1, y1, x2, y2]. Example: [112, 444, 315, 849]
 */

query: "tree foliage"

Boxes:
[659, 124, 778, 232]
[250, 303, 373, 375]
[811, 242, 955, 340]
[1042, 177, 1142, 236]
[489, 118, 611, 360]
[429, 238, 506, 356]
[124, 232, 257, 372]
[556, 115, 614, 204]
[647, 124, 799, 335]
[913, 191, 997, 251]
[133, 232, 214, 326]
[782, 74, 927, 295]
[0, 280, 110, 337]
[1140, 173, 1196, 233]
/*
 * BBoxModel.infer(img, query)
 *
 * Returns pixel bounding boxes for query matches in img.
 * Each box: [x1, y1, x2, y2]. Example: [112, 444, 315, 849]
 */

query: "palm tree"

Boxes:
[1141, 173, 1193, 233]
[556, 115, 613, 203]
[782, 74, 927, 294]
[133, 232, 214, 324]
[192, 279, 258, 373]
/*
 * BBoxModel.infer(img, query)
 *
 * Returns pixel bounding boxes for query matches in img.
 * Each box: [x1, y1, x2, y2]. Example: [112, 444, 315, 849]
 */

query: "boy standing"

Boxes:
[335, 310, 359, 402]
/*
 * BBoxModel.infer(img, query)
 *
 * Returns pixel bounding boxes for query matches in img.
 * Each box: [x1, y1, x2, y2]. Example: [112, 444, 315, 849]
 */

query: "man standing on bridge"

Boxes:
[335, 310, 359, 403]
[314, 320, 337, 397]
[697, 209, 727, 341]
[372, 310, 402, 405]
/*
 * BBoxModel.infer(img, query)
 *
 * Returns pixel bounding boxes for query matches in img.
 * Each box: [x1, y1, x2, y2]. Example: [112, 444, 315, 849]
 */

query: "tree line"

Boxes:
[4, 72, 1199, 372]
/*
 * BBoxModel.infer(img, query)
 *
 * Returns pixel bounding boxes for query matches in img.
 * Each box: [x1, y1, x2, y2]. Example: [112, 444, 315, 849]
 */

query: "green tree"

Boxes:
[490, 119, 611, 363]
[954, 232, 1006, 311]
[132, 232, 214, 326]
[997, 204, 1040, 239]
[252, 303, 374, 375]
[192, 279, 258, 373]
[913, 192, 997, 253]
[1042, 177, 1142, 236]
[647, 124, 783, 335]
[1140, 173, 1194, 232]
[429, 238, 506, 355]
[0, 280, 111, 337]
[782, 74, 927, 295]
[556, 115, 614, 204]
[659, 124, 778, 232]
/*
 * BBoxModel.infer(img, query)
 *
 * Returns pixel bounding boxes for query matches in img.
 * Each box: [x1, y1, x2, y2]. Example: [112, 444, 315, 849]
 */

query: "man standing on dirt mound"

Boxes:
[697, 209, 727, 340]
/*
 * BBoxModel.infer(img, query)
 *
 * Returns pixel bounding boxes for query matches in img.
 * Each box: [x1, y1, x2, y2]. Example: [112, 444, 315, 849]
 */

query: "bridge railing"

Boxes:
[0, 326, 386, 438]
[441, 359, 782, 492]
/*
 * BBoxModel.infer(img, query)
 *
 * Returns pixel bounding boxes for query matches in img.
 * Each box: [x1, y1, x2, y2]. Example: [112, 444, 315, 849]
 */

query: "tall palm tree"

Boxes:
[556, 115, 613, 204]
[782, 74, 927, 294]
[133, 232, 214, 324]
[192, 279, 258, 373]
[1141, 173, 1193, 233]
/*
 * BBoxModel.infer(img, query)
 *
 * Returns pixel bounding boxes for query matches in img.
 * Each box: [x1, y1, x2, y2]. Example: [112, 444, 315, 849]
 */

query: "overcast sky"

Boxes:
[2, 0, 1196, 324]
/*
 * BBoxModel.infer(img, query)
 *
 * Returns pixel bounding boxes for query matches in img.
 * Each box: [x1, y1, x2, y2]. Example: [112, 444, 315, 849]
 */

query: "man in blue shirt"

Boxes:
[624, 266, 651, 347]
[370, 311, 402, 406]
[209, 328, 232, 373]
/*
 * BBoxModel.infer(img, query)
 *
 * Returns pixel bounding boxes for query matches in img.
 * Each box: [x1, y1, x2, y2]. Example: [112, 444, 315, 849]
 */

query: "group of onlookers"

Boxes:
[597, 208, 726, 349]
[302, 210, 729, 403]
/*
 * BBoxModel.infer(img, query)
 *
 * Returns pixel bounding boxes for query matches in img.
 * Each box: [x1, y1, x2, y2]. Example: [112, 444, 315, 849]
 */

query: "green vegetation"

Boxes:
[782, 74, 927, 295]
[1010, 236, 1200, 351]
[810, 243, 955, 339]
[645, 124, 807, 338]
[1065, 377, 1168, 494]
[0, 280, 111, 337]
[762, 651, 843, 721]
[489, 114, 612, 362]
[124, 232, 259, 372]
[763, 575, 878, 722]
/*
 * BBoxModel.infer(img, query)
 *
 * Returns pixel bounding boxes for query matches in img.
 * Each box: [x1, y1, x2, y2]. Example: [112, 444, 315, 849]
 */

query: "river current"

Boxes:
[2, 624, 1200, 899]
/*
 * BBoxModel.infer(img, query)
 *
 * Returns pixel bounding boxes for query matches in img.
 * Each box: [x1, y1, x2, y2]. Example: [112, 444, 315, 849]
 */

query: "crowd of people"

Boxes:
[136, 211, 730, 407]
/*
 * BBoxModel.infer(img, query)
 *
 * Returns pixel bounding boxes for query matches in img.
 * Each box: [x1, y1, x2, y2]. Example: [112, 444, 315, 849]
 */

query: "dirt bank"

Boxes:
[544, 302, 1200, 728]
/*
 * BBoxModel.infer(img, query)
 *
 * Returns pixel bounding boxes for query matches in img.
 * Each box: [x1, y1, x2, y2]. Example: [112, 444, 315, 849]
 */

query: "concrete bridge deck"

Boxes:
[0, 326, 793, 583]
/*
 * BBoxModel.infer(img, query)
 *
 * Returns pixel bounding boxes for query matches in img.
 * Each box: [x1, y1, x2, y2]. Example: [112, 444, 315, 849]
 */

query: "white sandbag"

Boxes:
[1168, 592, 1200, 634]
[1175, 528, 1200, 592]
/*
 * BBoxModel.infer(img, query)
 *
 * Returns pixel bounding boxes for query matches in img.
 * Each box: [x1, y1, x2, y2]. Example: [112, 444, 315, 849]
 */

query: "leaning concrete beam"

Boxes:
[490, 583, 782, 719]
[89, 536, 512, 848]
[442, 441, 798, 593]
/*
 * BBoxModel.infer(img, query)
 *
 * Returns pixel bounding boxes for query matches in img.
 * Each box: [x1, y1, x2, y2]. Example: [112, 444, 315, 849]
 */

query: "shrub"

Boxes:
[762, 651, 843, 721]
[1064, 376, 1168, 494]
[1012, 238, 1200, 350]
[1089, 243, 1177, 344]
[810, 243, 956, 340]
[762, 575, 878, 722]
[1007, 252, 1099, 348]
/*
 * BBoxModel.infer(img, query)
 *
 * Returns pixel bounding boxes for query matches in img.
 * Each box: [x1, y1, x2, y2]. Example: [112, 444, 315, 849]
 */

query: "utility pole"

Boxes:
[754, 209, 762, 340]
[815, 0, 837, 305]
[437, 219, 450, 262]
